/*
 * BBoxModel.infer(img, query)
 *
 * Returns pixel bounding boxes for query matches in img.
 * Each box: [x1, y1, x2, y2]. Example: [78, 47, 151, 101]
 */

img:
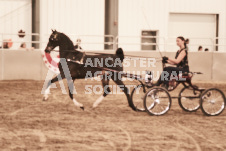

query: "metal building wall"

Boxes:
[169, 0, 226, 52]
[39, 0, 105, 50]
[118, 0, 226, 51]
[0, 0, 32, 49]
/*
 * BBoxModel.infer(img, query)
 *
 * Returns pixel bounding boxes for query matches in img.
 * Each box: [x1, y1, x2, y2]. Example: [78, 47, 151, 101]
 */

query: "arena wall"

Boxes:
[118, 0, 226, 52]
[0, 50, 225, 82]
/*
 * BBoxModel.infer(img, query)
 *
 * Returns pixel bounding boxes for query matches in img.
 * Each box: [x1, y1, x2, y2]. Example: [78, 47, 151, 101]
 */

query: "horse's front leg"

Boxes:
[43, 75, 61, 101]
[67, 78, 84, 110]
[111, 75, 134, 110]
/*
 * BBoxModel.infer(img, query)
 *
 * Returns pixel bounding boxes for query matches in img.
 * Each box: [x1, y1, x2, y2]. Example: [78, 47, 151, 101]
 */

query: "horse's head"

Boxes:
[45, 29, 60, 53]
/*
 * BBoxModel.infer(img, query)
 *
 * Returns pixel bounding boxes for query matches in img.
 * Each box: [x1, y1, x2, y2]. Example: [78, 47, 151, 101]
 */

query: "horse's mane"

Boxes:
[59, 32, 75, 50]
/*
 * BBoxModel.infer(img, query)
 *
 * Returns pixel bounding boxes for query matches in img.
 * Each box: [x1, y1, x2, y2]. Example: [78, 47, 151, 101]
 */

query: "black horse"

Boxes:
[43, 30, 133, 110]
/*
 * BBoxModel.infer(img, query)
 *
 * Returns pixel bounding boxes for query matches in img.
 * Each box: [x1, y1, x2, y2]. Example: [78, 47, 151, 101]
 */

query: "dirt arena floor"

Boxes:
[0, 79, 226, 151]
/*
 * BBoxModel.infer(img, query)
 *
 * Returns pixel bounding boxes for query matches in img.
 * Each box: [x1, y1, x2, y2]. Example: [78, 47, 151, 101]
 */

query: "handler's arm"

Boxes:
[167, 50, 186, 65]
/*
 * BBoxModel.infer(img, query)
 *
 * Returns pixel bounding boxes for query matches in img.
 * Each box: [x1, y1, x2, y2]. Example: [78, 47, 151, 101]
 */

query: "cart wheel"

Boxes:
[131, 84, 146, 111]
[178, 87, 201, 112]
[200, 88, 226, 116]
[144, 87, 171, 115]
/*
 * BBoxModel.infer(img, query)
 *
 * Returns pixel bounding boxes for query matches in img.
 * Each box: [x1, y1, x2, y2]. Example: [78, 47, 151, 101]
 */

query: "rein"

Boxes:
[52, 49, 162, 60]
[67, 59, 142, 80]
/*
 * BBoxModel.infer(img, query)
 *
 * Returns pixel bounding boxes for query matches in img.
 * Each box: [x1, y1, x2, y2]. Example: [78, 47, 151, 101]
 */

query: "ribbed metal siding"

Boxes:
[118, 0, 226, 51]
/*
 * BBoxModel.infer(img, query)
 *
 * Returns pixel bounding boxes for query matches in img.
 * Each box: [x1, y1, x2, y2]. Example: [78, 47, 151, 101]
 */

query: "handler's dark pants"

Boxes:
[156, 66, 189, 86]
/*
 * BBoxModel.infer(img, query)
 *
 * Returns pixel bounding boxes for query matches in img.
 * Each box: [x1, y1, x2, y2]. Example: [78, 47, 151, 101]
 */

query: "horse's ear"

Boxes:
[54, 29, 57, 32]
[51, 29, 54, 33]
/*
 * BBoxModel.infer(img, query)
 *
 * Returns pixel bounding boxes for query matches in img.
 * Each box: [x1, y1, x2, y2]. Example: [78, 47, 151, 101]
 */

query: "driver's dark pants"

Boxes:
[156, 66, 189, 86]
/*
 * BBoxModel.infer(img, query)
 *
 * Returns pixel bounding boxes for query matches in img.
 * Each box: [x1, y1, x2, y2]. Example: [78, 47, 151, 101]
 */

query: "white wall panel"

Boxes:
[168, 13, 216, 51]
[118, 0, 169, 51]
[169, 0, 226, 51]
[118, 0, 226, 52]
[40, 0, 105, 51]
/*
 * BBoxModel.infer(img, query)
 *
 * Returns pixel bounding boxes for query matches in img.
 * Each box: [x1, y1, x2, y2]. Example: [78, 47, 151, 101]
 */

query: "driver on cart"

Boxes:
[154, 36, 189, 89]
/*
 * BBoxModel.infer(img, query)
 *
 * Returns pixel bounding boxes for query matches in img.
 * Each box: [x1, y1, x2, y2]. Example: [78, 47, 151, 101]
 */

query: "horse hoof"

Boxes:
[80, 106, 85, 110]
[42, 97, 47, 101]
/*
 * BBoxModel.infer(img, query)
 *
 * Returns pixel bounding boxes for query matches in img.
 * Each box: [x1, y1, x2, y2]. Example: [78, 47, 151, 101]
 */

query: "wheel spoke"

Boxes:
[201, 88, 225, 116]
[131, 85, 146, 112]
[178, 87, 200, 112]
[144, 87, 171, 116]
[147, 102, 155, 110]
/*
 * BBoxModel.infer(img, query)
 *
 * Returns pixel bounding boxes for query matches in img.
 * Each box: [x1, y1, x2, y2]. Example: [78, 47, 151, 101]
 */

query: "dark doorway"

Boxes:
[141, 30, 158, 51]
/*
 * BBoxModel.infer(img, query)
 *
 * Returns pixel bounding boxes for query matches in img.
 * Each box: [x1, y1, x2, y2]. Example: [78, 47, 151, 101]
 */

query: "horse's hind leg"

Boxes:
[111, 78, 133, 109]
[43, 76, 61, 101]
[93, 74, 111, 108]
[68, 78, 84, 110]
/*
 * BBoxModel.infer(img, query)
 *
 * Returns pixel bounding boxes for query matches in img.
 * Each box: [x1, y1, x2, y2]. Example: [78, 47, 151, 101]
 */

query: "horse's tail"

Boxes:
[116, 48, 124, 62]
